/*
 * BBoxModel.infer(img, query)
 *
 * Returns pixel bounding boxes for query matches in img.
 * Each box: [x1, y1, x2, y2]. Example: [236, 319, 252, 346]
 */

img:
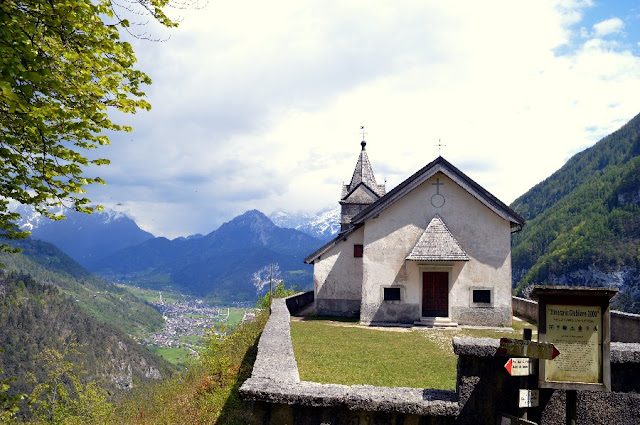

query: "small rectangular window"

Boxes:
[384, 287, 401, 301]
[472, 289, 491, 304]
[354, 244, 363, 258]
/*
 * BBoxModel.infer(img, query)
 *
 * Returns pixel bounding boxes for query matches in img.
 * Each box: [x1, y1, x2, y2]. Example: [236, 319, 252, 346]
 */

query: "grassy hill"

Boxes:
[511, 112, 640, 312]
[0, 238, 165, 335]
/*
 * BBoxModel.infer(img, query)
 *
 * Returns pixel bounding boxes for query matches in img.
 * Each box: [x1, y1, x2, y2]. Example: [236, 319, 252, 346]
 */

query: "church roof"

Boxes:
[342, 141, 385, 201]
[405, 215, 469, 262]
[351, 156, 525, 228]
[304, 155, 525, 264]
[303, 224, 361, 264]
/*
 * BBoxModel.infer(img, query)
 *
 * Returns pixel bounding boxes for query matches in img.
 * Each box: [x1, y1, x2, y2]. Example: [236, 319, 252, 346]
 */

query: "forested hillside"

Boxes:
[511, 112, 640, 312]
[0, 238, 165, 335]
[0, 271, 175, 419]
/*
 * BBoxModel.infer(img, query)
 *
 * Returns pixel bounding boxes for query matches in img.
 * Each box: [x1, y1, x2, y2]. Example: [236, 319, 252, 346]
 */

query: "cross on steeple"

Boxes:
[360, 126, 368, 149]
[435, 139, 446, 156]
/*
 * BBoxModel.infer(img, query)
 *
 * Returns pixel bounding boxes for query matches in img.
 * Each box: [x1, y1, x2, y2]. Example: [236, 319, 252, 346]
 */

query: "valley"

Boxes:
[124, 286, 257, 368]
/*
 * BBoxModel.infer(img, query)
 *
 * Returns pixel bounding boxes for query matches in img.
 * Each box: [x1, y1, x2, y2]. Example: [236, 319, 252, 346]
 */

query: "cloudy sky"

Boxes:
[89, 0, 640, 238]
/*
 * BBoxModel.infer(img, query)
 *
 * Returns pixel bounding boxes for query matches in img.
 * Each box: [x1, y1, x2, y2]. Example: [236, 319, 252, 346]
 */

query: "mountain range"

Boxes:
[14, 205, 337, 302]
[14, 205, 154, 268]
[85, 210, 322, 301]
[268, 207, 340, 241]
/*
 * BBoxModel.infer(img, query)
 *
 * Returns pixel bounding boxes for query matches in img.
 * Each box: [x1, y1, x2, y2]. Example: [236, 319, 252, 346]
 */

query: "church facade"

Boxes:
[304, 140, 525, 327]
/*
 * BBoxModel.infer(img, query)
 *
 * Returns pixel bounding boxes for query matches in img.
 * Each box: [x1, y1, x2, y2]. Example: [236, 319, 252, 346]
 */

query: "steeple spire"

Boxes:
[348, 140, 379, 190]
[339, 130, 386, 231]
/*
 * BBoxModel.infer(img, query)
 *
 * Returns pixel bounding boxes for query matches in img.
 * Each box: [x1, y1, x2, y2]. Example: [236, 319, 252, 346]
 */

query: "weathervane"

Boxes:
[435, 139, 446, 156]
[360, 126, 368, 149]
[360, 125, 368, 140]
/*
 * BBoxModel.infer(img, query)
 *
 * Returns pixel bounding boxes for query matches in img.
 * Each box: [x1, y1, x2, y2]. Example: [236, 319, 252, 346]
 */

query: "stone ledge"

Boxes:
[250, 298, 300, 383]
[611, 310, 640, 319]
[345, 385, 458, 416]
[239, 378, 459, 416]
[452, 337, 500, 357]
[611, 342, 640, 363]
[240, 378, 350, 407]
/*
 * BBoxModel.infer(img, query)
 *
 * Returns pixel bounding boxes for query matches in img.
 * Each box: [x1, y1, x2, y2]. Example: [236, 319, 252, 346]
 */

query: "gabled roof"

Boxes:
[351, 156, 525, 227]
[406, 215, 469, 262]
[340, 181, 382, 205]
[303, 224, 361, 264]
[304, 156, 524, 265]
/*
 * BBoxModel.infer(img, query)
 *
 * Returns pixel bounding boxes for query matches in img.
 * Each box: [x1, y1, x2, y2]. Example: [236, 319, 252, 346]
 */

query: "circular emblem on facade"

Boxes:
[431, 177, 445, 208]
[431, 193, 445, 208]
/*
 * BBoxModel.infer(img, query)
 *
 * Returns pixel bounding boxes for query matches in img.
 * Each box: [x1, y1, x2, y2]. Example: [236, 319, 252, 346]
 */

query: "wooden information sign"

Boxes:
[531, 286, 617, 392]
[498, 338, 560, 360]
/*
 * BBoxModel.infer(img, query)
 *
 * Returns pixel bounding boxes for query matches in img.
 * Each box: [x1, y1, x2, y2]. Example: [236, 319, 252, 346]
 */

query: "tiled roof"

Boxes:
[342, 144, 385, 200]
[405, 215, 470, 262]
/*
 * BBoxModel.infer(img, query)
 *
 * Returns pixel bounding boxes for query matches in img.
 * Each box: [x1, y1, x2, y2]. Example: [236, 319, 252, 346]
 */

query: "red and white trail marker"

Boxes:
[504, 358, 536, 376]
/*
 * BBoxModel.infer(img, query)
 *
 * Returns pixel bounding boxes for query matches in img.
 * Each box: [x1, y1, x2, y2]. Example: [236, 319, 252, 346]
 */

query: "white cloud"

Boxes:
[593, 17, 625, 37]
[86, 0, 640, 237]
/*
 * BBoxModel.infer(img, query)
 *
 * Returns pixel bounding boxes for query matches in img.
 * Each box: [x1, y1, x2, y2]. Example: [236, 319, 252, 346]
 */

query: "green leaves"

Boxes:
[0, 0, 176, 251]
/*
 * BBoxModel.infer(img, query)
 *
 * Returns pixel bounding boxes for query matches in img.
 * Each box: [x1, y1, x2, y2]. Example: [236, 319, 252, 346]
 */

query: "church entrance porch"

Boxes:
[414, 271, 458, 327]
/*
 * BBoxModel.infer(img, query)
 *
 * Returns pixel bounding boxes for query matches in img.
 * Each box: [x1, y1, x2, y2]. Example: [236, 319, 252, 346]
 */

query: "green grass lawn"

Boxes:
[147, 346, 193, 369]
[290, 316, 537, 390]
[180, 334, 204, 345]
[227, 308, 247, 326]
[118, 284, 183, 304]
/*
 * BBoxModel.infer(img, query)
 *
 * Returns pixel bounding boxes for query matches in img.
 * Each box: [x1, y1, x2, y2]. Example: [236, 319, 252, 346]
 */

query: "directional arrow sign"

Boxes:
[504, 358, 536, 376]
[498, 338, 560, 360]
[518, 389, 539, 408]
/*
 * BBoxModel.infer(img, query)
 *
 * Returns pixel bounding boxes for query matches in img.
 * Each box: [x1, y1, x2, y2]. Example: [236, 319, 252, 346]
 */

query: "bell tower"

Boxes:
[339, 136, 385, 231]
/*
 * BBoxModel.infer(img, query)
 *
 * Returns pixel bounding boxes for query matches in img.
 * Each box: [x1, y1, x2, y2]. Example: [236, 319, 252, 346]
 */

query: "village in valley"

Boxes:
[130, 290, 257, 364]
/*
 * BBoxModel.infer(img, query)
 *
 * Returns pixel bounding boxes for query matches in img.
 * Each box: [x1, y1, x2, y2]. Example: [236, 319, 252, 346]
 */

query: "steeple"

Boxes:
[346, 139, 381, 192]
[339, 133, 386, 231]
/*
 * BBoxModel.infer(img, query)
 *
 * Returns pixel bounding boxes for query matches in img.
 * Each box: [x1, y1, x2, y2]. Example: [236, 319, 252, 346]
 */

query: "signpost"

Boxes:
[505, 358, 536, 376]
[498, 338, 560, 360]
[518, 389, 539, 408]
[498, 328, 544, 423]
[531, 286, 617, 425]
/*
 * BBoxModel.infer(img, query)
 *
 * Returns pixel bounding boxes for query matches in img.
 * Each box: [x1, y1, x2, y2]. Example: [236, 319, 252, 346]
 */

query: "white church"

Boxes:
[304, 139, 525, 327]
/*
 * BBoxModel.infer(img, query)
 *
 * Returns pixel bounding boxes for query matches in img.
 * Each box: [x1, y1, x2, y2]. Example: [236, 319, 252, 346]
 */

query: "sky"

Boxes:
[87, 0, 640, 238]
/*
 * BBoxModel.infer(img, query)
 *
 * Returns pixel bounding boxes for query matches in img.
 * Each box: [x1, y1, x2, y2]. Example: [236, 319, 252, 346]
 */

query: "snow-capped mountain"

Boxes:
[11, 204, 154, 268]
[269, 206, 340, 241]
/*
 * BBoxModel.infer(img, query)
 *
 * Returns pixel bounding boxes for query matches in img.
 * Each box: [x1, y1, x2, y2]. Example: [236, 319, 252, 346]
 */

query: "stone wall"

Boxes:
[285, 290, 314, 315]
[240, 298, 459, 424]
[240, 298, 640, 424]
[611, 310, 640, 343]
[454, 338, 640, 424]
[512, 296, 538, 322]
[512, 296, 640, 343]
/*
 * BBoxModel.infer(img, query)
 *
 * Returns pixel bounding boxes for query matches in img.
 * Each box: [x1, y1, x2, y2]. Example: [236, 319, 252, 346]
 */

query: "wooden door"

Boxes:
[422, 272, 449, 317]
